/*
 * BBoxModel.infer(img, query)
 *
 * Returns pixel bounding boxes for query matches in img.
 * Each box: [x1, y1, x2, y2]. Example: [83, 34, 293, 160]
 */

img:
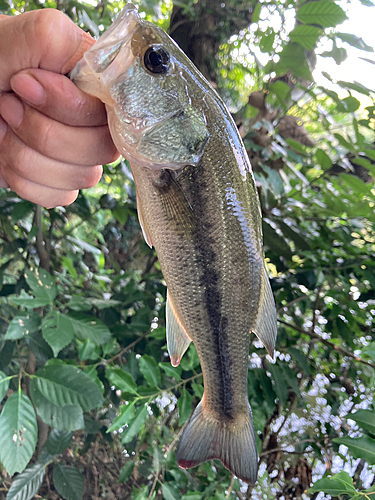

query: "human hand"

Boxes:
[0, 10, 120, 208]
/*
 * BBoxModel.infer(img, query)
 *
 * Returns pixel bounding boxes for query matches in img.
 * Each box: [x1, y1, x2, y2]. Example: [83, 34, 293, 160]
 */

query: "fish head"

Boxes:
[72, 3, 209, 170]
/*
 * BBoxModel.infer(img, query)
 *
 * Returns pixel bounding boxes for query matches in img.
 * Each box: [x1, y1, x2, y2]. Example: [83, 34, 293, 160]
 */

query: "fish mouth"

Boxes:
[71, 3, 141, 98]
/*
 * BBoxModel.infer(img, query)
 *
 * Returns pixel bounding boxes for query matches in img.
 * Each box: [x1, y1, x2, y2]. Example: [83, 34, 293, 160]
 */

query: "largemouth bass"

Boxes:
[71, 4, 277, 485]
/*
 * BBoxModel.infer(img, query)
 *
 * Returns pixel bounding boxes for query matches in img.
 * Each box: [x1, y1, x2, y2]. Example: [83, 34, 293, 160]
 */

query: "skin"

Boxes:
[0, 9, 120, 208]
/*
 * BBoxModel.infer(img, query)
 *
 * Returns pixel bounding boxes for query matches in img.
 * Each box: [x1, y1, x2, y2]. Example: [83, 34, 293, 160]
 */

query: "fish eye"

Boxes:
[144, 45, 170, 74]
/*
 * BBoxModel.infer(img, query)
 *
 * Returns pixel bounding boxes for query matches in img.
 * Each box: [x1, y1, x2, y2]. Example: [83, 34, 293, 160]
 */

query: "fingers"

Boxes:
[11, 69, 107, 127]
[1, 165, 79, 208]
[0, 9, 95, 92]
[0, 93, 119, 166]
[0, 125, 103, 190]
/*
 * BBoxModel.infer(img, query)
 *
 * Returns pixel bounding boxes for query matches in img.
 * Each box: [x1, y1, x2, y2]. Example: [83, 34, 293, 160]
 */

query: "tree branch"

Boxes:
[278, 319, 375, 369]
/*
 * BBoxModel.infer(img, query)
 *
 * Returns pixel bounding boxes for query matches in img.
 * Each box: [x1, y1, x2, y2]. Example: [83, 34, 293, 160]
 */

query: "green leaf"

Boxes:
[278, 42, 313, 80]
[177, 388, 192, 426]
[53, 463, 84, 500]
[340, 173, 371, 195]
[296, 1, 347, 28]
[107, 401, 136, 432]
[42, 311, 74, 357]
[107, 368, 139, 395]
[336, 32, 374, 52]
[46, 429, 73, 455]
[315, 148, 333, 170]
[309, 471, 356, 495]
[33, 364, 103, 411]
[362, 342, 375, 361]
[347, 409, 375, 434]
[25, 267, 57, 305]
[0, 391, 38, 476]
[6, 462, 46, 500]
[31, 382, 84, 430]
[119, 461, 135, 483]
[162, 483, 182, 500]
[67, 296, 122, 311]
[139, 354, 162, 388]
[268, 364, 288, 406]
[333, 435, 375, 464]
[0, 370, 10, 402]
[4, 313, 41, 340]
[8, 290, 53, 309]
[64, 313, 111, 345]
[122, 405, 148, 444]
[159, 362, 182, 381]
[289, 25, 322, 50]
[336, 96, 361, 113]
[259, 28, 275, 53]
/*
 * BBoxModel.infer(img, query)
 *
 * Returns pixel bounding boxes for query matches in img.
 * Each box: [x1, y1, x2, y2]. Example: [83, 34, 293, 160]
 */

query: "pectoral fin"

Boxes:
[252, 265, 278, 357]
[136, 190, 153, 248]
[166, 292, 191, 367]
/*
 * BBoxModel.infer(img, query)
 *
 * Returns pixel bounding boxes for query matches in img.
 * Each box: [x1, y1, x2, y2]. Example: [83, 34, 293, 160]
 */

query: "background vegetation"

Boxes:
[0, 0, 375, 499]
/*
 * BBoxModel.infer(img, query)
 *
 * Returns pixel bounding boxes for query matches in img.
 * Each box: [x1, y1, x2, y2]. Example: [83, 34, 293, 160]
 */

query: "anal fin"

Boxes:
[166, 292, 191, 367]
[252, 265, 278, 357]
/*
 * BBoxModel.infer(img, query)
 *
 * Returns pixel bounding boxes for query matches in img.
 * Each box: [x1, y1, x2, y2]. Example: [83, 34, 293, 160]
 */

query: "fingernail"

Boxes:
[0, 95, 24, 129]
[11, 72, 46, 106]
[0, 116, 7, 143]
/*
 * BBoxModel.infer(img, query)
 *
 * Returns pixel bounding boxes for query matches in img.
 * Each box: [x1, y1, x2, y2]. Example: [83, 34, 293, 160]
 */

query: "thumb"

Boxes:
[0, 9, 95, 92]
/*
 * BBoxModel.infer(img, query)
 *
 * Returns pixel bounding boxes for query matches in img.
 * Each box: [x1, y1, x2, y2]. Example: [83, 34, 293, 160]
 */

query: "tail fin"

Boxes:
[176, 400, 258, 485]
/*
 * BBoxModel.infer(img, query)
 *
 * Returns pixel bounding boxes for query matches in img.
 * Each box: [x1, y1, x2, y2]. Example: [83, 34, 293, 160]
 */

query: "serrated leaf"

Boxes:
[46, 429, 73, 455]
[42, 311, 74, 357]
[347, 409, 375, 434]
[315, 148, 332, 170]
[0, 370, 10, 402]
[33, 364, 103, 411]
[4, 314, 41, 340]
[333, 435, 375, 464]
[6, 462, 46, 500]
[309, 471, 356, 495]
[107, 368, 139, 395]
[289, 25, 322, 49]
[107, 401, 136, 432]
[162, 483, 182, 500]
[119, 461, 135, 483]
[177, 388, 192, 426]
[64, 313, 111, 345]
[139, 355, 162, 388]
[0, 391, 38, 476]
[260, 28, 275, 53]
[297, 1, 347, 28]
[53, 463, 84, 500]
[30, 381, 84, 430]
[25, 268, 57, 304]
[122, 405, 148, 444]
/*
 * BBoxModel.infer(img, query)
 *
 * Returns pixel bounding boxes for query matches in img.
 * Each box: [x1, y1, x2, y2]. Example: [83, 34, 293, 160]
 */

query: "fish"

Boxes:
[71, 3, 277, 485]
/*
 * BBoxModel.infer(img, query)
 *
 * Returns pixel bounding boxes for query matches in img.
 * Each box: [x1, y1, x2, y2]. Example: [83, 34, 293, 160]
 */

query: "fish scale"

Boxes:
[71, 3, 277, 484]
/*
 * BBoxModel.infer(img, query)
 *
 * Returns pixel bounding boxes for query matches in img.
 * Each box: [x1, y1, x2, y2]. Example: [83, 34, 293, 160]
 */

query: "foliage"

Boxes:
[1, 0, 375, 499]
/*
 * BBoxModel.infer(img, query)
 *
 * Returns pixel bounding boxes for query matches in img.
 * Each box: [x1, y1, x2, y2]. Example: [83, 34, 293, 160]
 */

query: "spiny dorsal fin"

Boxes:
[252, 265, 278, 357]
[166, 292, 191, 367]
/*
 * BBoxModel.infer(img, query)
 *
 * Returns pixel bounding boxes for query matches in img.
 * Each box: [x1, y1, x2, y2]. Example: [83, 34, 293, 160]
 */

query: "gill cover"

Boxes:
[71, 3, 209, 170]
